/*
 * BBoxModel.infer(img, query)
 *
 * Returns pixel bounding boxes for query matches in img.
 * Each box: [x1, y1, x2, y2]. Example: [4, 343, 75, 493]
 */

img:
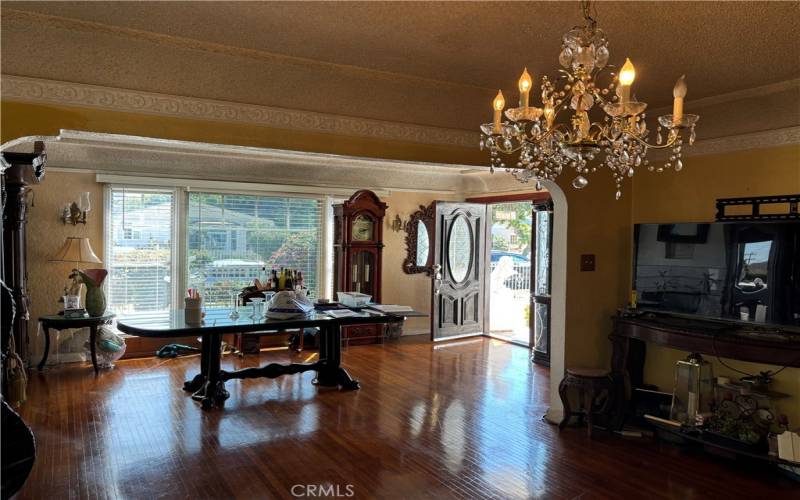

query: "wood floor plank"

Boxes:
[15, 338, 797, 499]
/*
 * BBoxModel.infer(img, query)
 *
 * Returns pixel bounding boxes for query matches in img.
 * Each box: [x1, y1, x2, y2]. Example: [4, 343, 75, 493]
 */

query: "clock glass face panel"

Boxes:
[351, 214, 374, 241]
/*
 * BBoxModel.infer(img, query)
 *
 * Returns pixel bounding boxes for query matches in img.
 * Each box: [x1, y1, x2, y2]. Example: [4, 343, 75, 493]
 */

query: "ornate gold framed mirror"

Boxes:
[402, 202, 435, 275]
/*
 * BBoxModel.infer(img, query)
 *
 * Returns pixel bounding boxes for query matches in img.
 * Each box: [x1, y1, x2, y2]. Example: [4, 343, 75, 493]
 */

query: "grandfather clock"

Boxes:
[333, 190, 387, 344]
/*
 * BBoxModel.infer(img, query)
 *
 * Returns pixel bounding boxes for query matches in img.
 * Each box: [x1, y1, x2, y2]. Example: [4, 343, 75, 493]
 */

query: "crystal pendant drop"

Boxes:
[572, 175, 589, 189]
[479, 139, 484, 151]
[596, 45, 609, 69]
[675, 159, 683, 172]
[535, 180, 542, 191]
[615, 190, 622, 200]
[656, 128, 663, 145]
[503, 138, 513, 150]
[559, 47, 572, 68]
[620, 150, 630, 164]
[689, 127, 696, 145]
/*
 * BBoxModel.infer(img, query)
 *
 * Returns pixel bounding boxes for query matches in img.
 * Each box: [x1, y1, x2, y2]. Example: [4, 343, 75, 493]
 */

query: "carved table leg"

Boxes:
[314, 324, 359, 390]
[192, 332, 229, 409]
[183, 335, 208, 392]
[558, 375, 571, 430]
[585, 386, 596, 438]
[38, 326, 51, 371]
[89, 325, 99, 375]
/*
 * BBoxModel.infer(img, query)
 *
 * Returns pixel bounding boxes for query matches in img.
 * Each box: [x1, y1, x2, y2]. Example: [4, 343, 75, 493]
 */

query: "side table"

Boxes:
[37, 314, 116, 374]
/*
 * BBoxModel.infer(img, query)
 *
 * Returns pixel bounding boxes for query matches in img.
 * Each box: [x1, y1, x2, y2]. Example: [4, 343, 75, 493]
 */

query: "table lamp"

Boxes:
[51, 237, 101, 264]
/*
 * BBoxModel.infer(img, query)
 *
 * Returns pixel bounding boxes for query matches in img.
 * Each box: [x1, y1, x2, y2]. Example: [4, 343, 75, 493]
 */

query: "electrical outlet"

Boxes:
[580, 254, 596, 272]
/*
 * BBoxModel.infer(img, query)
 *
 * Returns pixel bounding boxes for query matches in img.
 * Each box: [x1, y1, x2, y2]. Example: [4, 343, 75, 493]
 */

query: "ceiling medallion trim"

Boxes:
[1, 75, 479, 149]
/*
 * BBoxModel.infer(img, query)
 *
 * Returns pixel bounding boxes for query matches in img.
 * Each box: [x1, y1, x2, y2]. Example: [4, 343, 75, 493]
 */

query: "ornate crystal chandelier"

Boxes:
[479, 1, 699, 199]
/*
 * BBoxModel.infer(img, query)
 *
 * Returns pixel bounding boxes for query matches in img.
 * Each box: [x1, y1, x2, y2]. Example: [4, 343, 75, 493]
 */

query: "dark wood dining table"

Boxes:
[117, 306, 424, 409]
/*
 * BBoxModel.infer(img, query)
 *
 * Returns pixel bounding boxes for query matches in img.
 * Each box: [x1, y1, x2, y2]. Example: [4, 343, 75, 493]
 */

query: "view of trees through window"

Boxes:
[187, 192, 322, 306]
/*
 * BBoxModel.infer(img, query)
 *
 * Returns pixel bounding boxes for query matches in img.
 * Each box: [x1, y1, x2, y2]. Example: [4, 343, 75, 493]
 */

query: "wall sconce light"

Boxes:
[390, 214, 408, 232]
[60, 192, 91, 225]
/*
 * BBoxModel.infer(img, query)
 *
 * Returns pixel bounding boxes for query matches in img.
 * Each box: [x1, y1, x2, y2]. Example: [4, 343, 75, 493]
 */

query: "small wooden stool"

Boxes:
[558, 368, 614, 437]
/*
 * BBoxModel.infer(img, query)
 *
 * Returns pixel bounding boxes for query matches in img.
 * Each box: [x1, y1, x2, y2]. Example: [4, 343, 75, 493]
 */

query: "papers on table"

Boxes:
[325, 309, 360, 318]
[324, 304, 415, 319]
[367, 304, 414, 313]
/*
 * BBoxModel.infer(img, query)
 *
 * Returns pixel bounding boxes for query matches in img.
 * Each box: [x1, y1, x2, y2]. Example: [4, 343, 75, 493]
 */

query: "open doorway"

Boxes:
[466, 193, 553, 363]
[488, 201, 534, 345]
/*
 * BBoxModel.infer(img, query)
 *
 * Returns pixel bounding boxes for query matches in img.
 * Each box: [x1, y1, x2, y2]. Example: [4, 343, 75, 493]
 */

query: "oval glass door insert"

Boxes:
[416, 220, 430, 266]
[447, 216, 473, 283]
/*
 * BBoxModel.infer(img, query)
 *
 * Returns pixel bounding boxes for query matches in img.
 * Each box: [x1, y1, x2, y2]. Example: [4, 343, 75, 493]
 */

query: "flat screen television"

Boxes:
[633, 221, 800, 327]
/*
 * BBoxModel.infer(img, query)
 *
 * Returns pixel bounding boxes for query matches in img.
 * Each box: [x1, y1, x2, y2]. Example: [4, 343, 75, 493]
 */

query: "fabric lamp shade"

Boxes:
[51, 237, 102, 264]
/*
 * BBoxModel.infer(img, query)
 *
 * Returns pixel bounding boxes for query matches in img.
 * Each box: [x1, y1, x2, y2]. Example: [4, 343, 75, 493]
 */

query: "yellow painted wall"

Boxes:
[632, 145, 800, 424]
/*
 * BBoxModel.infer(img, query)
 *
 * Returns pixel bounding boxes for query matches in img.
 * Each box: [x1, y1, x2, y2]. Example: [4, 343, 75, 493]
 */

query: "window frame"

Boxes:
[105, 184, 330, 312]
[103, 184, 182, 314]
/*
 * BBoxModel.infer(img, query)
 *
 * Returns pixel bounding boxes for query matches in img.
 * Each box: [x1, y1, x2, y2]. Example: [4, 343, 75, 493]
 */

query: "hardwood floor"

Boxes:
[17, 337, 796, 499]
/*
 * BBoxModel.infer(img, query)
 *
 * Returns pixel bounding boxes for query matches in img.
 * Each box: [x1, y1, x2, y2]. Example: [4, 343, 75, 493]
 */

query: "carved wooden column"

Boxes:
[1, 143, 46, 363]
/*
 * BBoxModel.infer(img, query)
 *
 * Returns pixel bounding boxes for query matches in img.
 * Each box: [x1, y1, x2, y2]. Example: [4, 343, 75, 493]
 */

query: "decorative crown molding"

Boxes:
[3, 75, 797, 158]
[1, 75, 479, 149]
[684, 126, 800, 157]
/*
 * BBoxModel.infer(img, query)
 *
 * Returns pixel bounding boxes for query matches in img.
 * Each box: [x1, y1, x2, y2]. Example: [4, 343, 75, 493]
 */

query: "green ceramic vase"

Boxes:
[85, 284, 107, 317]
[77, 269, 108, 317]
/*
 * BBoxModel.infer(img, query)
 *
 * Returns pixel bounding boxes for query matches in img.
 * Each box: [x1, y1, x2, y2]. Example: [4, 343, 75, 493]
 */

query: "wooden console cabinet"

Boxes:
[333, 190, 387, 345]
[609, 310, 800, 426]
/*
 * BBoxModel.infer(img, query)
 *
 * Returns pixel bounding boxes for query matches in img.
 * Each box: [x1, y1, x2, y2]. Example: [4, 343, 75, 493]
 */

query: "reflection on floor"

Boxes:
[18, 338, 794, 498]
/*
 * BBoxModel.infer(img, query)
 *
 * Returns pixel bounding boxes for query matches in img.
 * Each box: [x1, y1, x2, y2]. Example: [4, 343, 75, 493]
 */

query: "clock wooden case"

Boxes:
[333, 190, 387, 345]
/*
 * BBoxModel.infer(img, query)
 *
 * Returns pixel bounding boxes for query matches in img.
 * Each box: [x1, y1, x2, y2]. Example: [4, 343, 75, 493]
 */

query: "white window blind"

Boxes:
[106, 188, 175, 315]
[187, 192, 323, 306]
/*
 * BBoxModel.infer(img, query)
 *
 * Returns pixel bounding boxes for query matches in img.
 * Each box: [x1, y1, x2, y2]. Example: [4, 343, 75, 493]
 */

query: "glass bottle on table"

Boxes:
[229, 291, 240, 320]
[286, 270, 294, 290]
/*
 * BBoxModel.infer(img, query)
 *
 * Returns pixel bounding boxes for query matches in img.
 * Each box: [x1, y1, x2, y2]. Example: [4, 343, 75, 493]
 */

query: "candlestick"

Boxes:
[618, 58, 636, 104]
[673, 75, 687, 126]
[518, 68, 532, 108]
[492, 90, 505, 134]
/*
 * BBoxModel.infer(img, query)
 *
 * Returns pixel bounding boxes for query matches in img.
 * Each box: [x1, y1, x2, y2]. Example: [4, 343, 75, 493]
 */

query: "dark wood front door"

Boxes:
[431, 202, 487, 341]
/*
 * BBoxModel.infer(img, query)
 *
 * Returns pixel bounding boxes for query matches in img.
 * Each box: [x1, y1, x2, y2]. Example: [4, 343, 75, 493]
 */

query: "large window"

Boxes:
[106, 188, 175, 315]
[187, 192, 322, 306]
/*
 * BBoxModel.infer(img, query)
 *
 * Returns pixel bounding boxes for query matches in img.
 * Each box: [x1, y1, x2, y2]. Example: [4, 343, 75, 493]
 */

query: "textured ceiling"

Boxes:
[2, 1, 799, 136]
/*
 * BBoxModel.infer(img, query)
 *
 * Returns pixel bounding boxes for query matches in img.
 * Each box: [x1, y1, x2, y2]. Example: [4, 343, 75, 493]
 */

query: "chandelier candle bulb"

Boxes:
[672, 75, 687, 125]
[618, 58, 636, 104]
[518, 68, 532, 108]
[492, 90, 505, 133]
